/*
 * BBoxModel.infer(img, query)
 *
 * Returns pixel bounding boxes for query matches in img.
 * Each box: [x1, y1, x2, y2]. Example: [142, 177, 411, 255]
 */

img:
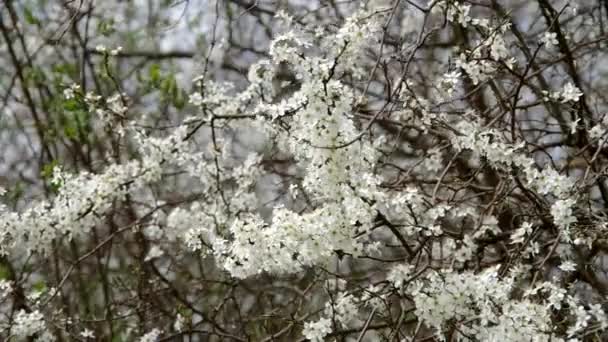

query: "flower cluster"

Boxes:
[1, 1, 607, 341]
[12, 310, 48, 339]
[412, 269, 556, 341]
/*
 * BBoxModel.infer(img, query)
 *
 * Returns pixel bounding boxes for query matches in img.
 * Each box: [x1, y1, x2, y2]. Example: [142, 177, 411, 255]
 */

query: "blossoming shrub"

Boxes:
[1, 0, 608, 341]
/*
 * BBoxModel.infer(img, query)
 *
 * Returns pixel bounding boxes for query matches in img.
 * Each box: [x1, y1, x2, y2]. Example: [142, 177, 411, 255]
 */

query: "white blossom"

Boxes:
[13, 310, 46, 338]
[559, 260, 577, 272]
[80, 329, 95, 339]
[139, 328, 162, 342]
[188, 92, 204, 107]
[560, 83, 583, 103]
[173, 314, 185, 332]
[511, 222, 533, 244]
[302, 317, 332, 342]
[551, 199, 577, 230]
[144, 245, 164, 261]
[541, 32, 558, 46]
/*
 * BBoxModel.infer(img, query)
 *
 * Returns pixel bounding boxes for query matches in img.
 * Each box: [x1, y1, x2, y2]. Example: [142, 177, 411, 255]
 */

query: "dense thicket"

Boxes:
[1, 1, 608, 341]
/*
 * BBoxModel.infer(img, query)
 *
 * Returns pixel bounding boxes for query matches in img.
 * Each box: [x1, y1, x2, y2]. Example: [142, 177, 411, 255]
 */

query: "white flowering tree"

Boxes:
[1, 0, 608, 341]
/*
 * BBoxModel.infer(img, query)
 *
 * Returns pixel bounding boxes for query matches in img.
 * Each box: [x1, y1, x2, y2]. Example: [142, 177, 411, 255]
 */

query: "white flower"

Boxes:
[63, 88, 75, 100]
[568, 118, 580, 134]
[144, 245, 164, 262]
[84, 91, 101, 104]
[559, 260, 577, 272]
[139, 328, 162, 342]
[526, 166, 574, 198]
[0, 279, 13, 299]
[325, 292, 359, 328]
[589, 124, 606, 140]
[95, 45, 107, 53]
[490, 35, 509, 61]
[80, 329, 95, 339]
[511, 222, 533, 244]
[542, 90, 562, 102]
[455, 54, 495, 85]
[107, 93, 128, 115]
[441, 71, 461, 93]
[110, 46, 123, 56]
[27, 289, 44, 303]
[541, 32, 558, 46]
[387, 264, 414, 288]
[568, 305, 591, 336]
[589, 303, 608, 329]
[560, 83, 583, 103]
[288, 183, 299, 198]
[63, 84, 80, 100]
[551, 198, 577, 230]
[13, 310, 46, 338]
[189, 92, 204, 106]
[173, 314, 185, 332]
[275, 10, 294, 27]
[302, 317, 332, 342]
[412, 269, 555, 340]
[446, 3, 472, 27]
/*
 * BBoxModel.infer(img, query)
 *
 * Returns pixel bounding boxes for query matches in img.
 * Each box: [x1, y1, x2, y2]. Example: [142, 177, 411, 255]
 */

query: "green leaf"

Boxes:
[0, 263, 10, 280]
[173, 89, 186, 109]
[177, 307, 193, 318]
[111, 335, 124, 342]
[98, 19, 116, 36]
[160, 76, 176, 96]
[24, 66, 46, 85]
[52, 63, 78, 78]
[63, 123, 78, 139]
[32, 280, 47, 293]
[41, 160, 58, 180]
[149, 64, 161, 86]
[23, 6, 39, 25]
[6, 181, 24, 206]
[63, 99, 81, 111]
[62, 111, 89, 141]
